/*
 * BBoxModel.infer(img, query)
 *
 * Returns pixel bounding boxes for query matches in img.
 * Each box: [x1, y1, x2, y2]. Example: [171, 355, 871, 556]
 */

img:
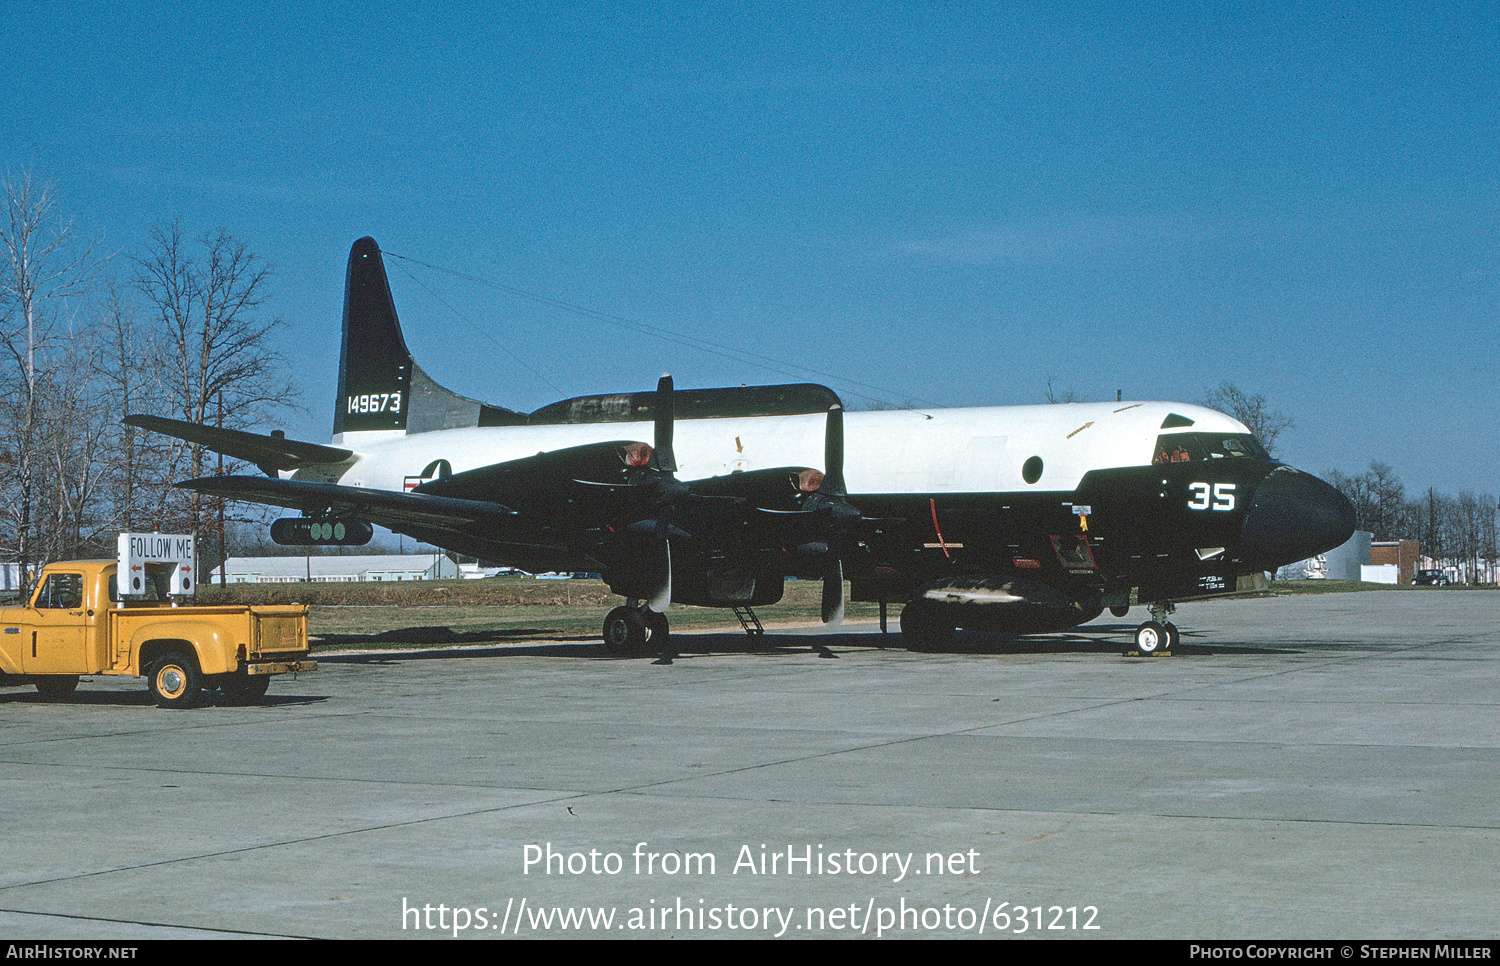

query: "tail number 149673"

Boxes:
[348, 392, 402, 414]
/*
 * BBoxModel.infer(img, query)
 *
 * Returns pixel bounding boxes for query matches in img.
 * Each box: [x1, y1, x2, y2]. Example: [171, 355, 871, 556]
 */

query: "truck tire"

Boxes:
[34, 676, 79, 700]
[218, 672, 271, 706]
[148, 651, 203, 709]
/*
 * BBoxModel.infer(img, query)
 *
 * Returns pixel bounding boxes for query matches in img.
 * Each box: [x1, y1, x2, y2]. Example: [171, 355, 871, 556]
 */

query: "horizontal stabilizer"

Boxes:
[125, 415, 353, 473]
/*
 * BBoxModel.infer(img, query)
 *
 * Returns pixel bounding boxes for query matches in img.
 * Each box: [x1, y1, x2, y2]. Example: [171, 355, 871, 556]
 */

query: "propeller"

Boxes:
[805, 405, 860, 625]
[574, 375, 686, 611]
[641, 374, 680, 612]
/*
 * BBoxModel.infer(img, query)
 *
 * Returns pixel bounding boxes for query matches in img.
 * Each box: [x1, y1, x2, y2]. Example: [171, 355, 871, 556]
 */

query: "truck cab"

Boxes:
[1, 559, 314, 708]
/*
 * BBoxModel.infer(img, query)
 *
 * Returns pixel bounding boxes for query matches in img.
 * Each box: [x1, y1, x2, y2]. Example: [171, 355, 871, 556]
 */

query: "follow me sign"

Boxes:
[116, 532, 195, 597]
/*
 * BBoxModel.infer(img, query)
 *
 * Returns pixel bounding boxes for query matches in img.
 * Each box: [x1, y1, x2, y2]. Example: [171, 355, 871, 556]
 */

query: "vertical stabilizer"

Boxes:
[333, 238, 523, 443]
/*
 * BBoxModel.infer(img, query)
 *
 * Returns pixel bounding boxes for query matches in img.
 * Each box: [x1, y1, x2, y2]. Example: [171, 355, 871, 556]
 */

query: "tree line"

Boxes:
[0, 171, 296, 585]
[1324, 462, 1497, 583]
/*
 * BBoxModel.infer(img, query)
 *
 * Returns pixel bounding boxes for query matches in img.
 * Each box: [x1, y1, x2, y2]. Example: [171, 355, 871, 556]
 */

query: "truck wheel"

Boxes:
[219, 672, 271, 706]
[149, 652, 203, 709]
[34, 676, 79, 700]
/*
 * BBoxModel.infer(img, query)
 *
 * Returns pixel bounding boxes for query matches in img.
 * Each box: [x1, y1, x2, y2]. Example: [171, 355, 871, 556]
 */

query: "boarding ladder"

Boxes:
[732, 606, 764, 637]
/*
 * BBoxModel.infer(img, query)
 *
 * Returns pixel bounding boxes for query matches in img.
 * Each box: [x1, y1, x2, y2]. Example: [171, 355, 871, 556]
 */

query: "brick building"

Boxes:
[1370, 540, 1420, 585]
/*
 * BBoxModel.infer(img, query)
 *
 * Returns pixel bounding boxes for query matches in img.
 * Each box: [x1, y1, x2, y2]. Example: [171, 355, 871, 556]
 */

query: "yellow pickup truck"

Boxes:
[0, 559, 314, 708]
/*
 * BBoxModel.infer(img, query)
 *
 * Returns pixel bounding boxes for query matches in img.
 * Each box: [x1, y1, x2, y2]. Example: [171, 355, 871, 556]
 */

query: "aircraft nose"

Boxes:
[1239, 466, 1357, 571]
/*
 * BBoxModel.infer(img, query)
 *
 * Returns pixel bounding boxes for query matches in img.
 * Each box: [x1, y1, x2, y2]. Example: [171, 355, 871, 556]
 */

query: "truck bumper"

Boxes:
[245, 660, 317, 677]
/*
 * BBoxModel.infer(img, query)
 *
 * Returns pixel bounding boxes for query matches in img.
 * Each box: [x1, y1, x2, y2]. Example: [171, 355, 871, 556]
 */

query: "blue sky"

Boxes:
[4, 1, 1495, 497]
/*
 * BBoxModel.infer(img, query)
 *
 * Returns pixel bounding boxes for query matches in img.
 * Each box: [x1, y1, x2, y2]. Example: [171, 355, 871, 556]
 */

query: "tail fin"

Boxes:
[333, 237, 524, 443]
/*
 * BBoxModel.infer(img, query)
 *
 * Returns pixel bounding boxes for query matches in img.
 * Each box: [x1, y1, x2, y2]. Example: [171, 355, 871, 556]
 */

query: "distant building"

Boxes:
[209, 554, 459, 584]
[1370, 540, 1420, 586]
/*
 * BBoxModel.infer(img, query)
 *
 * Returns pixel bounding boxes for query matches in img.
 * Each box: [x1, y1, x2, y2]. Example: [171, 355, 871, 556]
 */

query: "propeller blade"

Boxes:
[645, 375, 675, 612]
[821, 555, 845, 625]
[823, 405, 845, 497]
[650, 374, 676, 474]
[818, 404, 852, 624]
[647, 538, 672, 613]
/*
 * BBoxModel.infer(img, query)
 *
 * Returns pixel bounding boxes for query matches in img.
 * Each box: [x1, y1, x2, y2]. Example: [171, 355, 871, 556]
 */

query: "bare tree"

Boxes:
[1326, 461, 1407, 541]
[1200, 382, 1292, 456]
[93, 281, 192, 534]
[0, 171, 98, 579]
[133, 222, 297, 569]
[1044, 375, 1085, 404]
[35, 328, 115, 559]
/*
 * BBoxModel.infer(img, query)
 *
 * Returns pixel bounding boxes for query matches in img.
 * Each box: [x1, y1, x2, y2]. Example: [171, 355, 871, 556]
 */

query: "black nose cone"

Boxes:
[1240, 467, 1357, 571]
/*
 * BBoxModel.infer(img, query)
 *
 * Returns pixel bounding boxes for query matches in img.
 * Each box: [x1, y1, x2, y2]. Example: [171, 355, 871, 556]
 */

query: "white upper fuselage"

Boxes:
[310, 401, 1250, 495]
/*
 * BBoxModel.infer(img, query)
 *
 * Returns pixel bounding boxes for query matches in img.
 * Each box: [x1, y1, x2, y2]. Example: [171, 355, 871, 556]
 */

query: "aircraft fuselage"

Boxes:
[312, 398, 1348, 626]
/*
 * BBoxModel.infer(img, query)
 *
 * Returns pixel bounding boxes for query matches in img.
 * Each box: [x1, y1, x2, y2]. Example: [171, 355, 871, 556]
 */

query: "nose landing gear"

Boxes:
[1132, 601, 1179, 655]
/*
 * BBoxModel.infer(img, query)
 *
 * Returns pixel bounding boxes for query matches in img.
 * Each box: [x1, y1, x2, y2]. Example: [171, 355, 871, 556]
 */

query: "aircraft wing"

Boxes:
[125, 414, 353, 473]
[178, 475, 517, 530]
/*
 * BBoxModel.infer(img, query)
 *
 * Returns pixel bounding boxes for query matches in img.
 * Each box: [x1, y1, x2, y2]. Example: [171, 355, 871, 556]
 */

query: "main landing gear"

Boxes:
[898, 602, 954, 648]
[1132, 601, 1179, 655]
[602, 602, 669, 654]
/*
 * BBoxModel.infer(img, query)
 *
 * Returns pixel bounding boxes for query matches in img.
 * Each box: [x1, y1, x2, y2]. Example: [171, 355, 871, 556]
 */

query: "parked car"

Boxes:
[1413, 569, 1453, 586]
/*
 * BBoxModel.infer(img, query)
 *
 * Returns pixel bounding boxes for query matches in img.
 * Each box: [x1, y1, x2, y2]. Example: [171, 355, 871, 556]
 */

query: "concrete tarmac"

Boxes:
[1, 589, 1497, 940]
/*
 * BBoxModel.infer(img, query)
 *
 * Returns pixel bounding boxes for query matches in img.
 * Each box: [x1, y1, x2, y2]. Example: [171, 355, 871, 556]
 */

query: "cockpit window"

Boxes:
[1153, 433, 1268, 463]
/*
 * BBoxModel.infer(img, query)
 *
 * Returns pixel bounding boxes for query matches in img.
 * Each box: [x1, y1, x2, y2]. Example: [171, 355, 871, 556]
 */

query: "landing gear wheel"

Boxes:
[34, 676, 79, 700]
[148, 651, 203, 709]
[219, 672, 272, 706]
[643, 609, 669, 646]
[1134, 621, 1167, 654]
[1162, 622, 1180, 650]
[603, 606, 649, 653]
[900, 603, 954, 650]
